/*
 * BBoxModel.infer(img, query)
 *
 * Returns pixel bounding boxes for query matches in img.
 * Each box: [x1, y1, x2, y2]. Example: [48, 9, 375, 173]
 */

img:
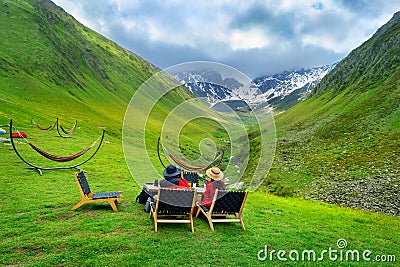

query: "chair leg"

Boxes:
[196, 207, 201, 217]
[71, 199, 86, 211]
[190, 215, 194, 232]
[206, 214, 215, 231]
[150, 204, 155, 219]
[239, 217, 245, 230]
[153, 213, 158, 232]
[108, 199, 119, 212]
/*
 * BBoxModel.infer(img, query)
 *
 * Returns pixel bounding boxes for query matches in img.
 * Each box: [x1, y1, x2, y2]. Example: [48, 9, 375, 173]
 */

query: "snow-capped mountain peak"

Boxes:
[253, 64, 335, 104]
[173, 64, 336, 111]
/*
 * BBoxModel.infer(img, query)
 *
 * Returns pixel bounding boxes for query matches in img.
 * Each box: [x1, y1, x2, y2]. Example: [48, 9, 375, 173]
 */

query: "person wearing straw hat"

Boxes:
[198, 166, 226, 208]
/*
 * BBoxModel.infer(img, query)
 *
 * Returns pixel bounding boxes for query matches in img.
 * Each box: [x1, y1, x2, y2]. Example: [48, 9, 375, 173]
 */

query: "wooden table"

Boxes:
[143, 183, 205, 200]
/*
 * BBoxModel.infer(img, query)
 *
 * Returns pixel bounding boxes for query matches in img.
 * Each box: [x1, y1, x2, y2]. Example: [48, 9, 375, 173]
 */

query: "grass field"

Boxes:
[1, 120, 399, 266]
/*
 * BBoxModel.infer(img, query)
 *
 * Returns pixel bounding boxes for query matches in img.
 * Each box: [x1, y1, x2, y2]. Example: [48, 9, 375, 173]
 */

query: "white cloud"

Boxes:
[51, 0, 400, 77]
[225, 28, 270, 50]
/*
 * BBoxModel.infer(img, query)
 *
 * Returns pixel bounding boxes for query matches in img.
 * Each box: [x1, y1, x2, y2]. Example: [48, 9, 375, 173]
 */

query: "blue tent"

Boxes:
[0, 128, 6, 135]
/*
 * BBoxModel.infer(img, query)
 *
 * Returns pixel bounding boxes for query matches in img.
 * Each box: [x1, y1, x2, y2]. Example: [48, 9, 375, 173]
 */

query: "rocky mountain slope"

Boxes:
[265, 11, 400, 215]
[253, 64, 335, 110]
[174, 64, 335, 111]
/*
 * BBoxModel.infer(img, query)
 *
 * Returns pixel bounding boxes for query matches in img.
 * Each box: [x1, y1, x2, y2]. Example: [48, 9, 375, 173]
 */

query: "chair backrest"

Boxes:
[182, 171, 199, 185]
[157, 188, 196, 215]
[212, 190, 248, 214]
[76, 171, 92, 196]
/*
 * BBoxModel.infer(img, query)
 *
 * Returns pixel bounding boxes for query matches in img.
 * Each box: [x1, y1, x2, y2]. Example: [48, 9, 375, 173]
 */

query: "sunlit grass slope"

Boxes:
[0, 0, 157, 132]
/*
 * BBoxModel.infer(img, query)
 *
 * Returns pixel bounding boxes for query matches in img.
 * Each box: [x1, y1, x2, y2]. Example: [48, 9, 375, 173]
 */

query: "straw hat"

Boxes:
[206, 167, 224, 181]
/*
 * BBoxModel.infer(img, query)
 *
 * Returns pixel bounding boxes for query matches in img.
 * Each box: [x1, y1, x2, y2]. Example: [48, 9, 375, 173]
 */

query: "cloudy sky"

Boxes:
[52, 0, 400, 78]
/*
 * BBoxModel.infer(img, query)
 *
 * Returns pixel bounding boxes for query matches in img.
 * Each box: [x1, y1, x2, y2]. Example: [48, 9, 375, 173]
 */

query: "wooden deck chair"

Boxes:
[196, 190, 248, 231]
[150, 187, 197, 232]
[71, 171, 123, 212]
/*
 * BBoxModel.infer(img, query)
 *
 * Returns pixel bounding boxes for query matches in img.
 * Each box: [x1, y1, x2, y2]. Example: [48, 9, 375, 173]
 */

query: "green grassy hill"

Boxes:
[0, 1, 399, 266]
[262, 12, 400, 215]
[0, 0, 157, 131]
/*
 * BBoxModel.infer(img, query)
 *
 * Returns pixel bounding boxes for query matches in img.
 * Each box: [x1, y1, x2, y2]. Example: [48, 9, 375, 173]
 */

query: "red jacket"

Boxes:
[199, 181, 226, 208]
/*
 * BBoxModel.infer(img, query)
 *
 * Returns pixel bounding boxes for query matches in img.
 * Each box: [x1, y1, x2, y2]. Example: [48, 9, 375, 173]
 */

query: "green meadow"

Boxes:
[1, 0, 399, 266]
[1, 124, 399, 266]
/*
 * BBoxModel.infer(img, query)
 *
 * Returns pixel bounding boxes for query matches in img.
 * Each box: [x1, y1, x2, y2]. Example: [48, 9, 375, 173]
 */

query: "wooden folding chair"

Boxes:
[196, 190, 248, 231]
[150, 187, 197, 232]
[71, 171, 123, 212]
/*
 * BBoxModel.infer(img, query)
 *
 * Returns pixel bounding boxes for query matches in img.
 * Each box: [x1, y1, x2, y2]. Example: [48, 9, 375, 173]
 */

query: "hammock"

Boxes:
[28, 142, 93, 162]
[60, 120, 77, 135]
[157, 136, 225, 172]
[32, 118, 78, 137]
[55, 118, 77, 138]
[9, 119, 105, 175]
[31, 118, 56, 131]
[167, 151, 210, 172]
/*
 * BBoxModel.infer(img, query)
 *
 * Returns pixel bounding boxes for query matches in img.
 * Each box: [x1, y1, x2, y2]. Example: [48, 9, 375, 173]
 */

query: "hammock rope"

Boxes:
[158, 136, 225, 172]
[9, 119, 105, 175]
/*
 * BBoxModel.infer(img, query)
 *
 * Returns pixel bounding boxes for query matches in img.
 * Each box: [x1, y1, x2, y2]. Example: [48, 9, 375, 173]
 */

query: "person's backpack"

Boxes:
[144, 197, 152, 213]
[136, 189, 151, 204]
